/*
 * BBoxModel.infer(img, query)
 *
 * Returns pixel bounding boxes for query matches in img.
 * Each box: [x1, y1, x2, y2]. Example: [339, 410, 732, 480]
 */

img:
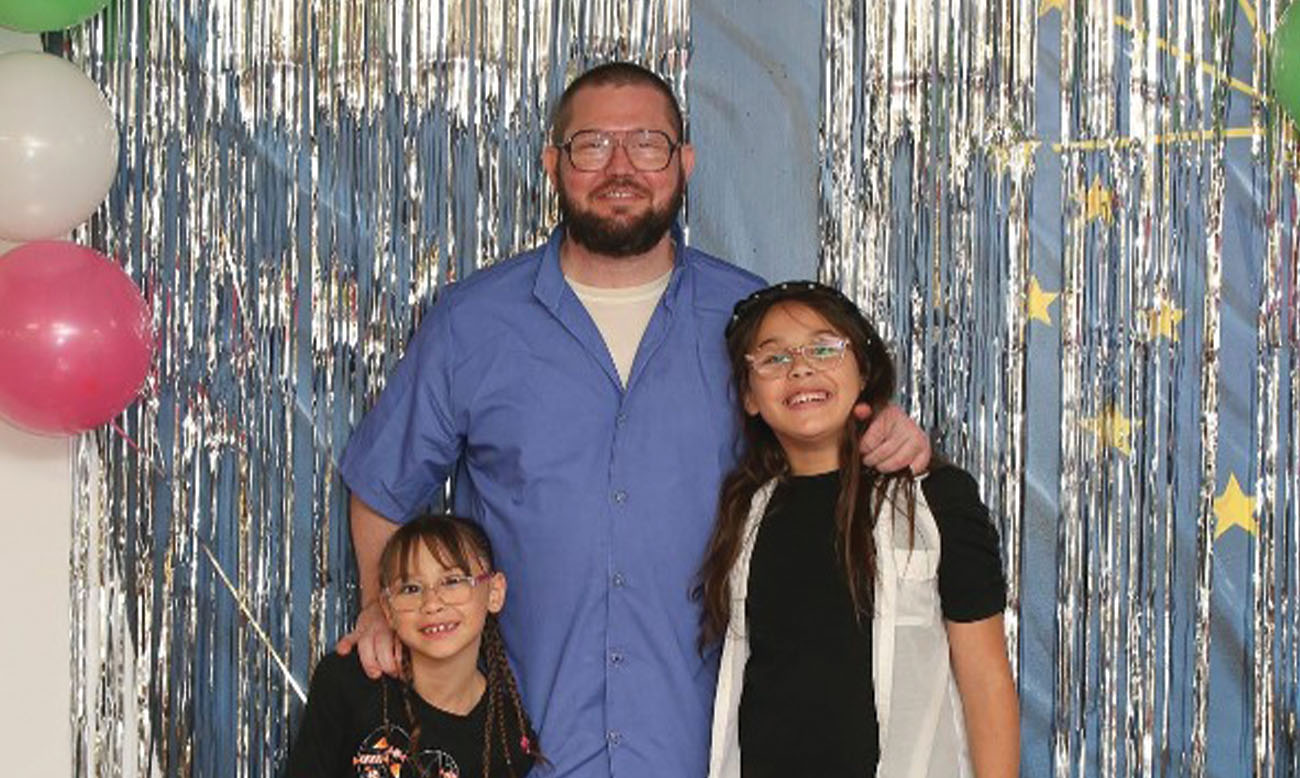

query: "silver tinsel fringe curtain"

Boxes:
[65, 0, 1299, 776]
[67, 2, 687, 776]
[821, 0, 1298, 775]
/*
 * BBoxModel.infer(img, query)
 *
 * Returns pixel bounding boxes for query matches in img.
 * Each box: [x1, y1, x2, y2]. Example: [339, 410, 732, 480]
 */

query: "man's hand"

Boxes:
[855, 402, 931, 474]
[340, 494, 403, 678]
[336, 599, 403, 679]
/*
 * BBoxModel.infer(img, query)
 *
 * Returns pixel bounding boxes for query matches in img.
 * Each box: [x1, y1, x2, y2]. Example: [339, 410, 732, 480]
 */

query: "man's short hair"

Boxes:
[549, 61, 686, 145]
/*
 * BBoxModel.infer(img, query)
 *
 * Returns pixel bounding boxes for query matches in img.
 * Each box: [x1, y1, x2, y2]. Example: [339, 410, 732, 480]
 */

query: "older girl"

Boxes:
[698, 282, 1018, 778]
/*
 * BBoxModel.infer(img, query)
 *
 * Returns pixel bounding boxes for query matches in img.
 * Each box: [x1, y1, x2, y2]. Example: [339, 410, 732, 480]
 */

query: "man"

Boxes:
[337, 62, 929, 777]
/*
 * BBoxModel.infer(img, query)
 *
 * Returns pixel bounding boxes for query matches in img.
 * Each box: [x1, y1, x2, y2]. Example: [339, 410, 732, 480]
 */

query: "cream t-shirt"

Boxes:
[567, 270, 672, 387]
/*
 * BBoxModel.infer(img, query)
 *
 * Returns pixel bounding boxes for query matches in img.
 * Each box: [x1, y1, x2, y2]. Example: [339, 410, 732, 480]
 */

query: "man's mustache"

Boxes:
[591, 177, 652, 199]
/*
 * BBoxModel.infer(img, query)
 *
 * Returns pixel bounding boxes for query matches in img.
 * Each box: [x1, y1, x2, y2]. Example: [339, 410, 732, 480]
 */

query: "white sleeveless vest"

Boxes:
[707, 476, 974, 778]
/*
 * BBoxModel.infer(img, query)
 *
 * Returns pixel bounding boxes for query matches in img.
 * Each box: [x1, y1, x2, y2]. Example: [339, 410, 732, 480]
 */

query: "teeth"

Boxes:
[421, 623, 456, 635]
[786, 391, 828, 407]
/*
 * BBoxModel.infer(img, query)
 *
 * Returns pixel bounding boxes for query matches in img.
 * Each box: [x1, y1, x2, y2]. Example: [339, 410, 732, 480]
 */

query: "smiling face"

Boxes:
[741, 302, 865, 475]
[381, 540, 505, 678]
[543, 82, 694, 257]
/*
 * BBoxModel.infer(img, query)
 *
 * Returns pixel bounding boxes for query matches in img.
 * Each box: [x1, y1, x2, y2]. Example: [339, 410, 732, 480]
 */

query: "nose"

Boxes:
[602, 137, 636, 173]
[788, 351, 816, 377]
[419, 589, 448, 611]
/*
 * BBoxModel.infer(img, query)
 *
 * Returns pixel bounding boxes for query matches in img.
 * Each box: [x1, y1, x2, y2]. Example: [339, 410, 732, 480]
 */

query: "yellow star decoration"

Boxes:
[1213, 473, 1258, 539]
[1027, 276, 1060, 325]
[1039, 0, 1066, 16]
[988, 139, 1042, 175]
[1076, 176, 1115, 224]
[1141, 299, 1186, 342]
[1079, 405, 1141, 457]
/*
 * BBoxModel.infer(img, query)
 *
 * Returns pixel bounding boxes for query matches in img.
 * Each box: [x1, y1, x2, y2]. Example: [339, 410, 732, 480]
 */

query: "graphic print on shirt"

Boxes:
[350, 725, 461, 778]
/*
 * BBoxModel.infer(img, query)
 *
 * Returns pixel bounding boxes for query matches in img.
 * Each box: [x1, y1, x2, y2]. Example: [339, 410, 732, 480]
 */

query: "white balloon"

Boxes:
[0, 52, 118, 241]
[0, 28, 41, 54]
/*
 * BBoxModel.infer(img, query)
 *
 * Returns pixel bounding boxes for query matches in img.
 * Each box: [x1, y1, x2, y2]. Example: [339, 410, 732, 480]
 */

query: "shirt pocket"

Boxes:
[894, 546, 938, 580]
[893, 547, 940, 626]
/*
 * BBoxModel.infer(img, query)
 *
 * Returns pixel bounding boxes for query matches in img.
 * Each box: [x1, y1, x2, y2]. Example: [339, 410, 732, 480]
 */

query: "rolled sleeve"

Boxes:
[339, 295, 464, 523]
[922, 466, 1008, 623]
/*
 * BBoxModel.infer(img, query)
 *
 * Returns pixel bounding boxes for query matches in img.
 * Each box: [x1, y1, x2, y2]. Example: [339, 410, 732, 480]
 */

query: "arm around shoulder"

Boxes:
[335, 495, 403, 679]
[335, 299, 467, 676]
[857, 402, 932, 474]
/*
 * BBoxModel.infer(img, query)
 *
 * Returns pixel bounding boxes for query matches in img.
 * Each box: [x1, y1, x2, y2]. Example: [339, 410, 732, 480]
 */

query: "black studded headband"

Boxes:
[725, 280, 866, 340]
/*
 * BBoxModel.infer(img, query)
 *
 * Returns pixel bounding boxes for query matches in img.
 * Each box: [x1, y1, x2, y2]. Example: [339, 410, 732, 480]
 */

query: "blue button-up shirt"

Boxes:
[339, 226, 764, 778]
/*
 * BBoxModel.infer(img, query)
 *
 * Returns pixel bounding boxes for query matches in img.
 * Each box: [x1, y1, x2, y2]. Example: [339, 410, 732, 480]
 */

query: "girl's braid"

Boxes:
[398, 651, 426, 776]
[480, 618, 499, 778]
[479, 616, 541, 777]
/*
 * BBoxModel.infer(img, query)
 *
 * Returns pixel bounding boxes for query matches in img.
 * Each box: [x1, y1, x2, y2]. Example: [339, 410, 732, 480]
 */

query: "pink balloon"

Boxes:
[0, 241, 153, 435]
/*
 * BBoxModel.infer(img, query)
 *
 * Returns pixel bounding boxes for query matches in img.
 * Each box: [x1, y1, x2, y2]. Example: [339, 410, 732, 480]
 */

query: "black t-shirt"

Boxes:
[738, 466, 1005, 778]
[286, 653, 534, 778]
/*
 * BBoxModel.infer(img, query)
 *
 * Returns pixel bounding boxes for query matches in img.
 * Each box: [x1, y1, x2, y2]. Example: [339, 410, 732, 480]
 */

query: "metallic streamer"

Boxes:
[55, 0, 1300, 774]
[1287, 139, 1300, 778]
[1252, 6, 1293, 774]
[821, 0, 1296, 775]
[818, 0, 1037, 718]
[1125, 3, 1183, 773]
[1190, 1, 1236, 773]
[67, 2, 689, 776]
[1054, 3, 1087, 771]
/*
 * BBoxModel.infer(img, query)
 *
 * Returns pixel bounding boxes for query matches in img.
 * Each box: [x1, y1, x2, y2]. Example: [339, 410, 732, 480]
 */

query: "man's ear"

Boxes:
[487, 572, 507, 614]
[679, 142, 695, 182]
[542, 145, 560, 189]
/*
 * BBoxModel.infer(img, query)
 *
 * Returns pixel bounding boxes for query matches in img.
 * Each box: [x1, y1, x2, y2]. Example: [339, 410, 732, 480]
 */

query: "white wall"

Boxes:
[0, 423, 71, 776]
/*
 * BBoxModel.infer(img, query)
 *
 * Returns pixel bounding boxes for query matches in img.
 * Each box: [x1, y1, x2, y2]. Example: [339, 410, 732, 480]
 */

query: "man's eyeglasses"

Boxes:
[384, 572, 494, 611]
[556, 129, 681, 172]
[745, 337, 850, 379]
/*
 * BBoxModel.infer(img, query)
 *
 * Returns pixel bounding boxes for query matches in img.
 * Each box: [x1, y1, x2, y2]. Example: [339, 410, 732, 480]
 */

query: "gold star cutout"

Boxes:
[1027, 276, 1060, 325]
[1213, 473, 1258, 539]
[1039, 0, 1066, 16]
[1075, 176, 1115, 224]
[1079, 404, 1141, 457]
[988, 139, 1043, 175]
[1141, 299, 1186, 342]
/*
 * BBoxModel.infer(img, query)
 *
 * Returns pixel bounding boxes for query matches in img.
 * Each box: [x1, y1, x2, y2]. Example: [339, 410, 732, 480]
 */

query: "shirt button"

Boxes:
[616, 412, 627, 426]
[610, 651, 624, 666]
[612, 572, 626, 588]
[612, 489, 627, 504]
[607, 730, 622, 747]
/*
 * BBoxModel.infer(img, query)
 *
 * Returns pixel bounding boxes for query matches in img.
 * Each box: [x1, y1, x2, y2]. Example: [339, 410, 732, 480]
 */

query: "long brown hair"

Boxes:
[378, 514, 542, 777]
[696, 282, 915, 647]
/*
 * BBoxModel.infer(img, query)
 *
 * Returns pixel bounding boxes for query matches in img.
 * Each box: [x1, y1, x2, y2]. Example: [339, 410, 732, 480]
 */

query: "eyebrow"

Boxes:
[752, 330, 842, 349]
[396, 567, 467, 582]
[569, 126, 676, 137]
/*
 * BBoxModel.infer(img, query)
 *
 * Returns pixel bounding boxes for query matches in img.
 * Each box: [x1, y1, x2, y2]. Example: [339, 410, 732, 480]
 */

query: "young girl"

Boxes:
[698, 282, 1019, 778]
[288, 514, 540, 778]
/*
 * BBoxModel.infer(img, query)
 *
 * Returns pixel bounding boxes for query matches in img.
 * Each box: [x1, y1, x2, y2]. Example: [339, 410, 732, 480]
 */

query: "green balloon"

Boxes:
[0, 0, 108, 33]
[1276, 2, 1300, 126]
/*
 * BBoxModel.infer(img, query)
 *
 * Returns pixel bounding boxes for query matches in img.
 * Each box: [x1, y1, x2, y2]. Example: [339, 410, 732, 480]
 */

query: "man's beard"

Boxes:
[557, 174, 684, 257]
